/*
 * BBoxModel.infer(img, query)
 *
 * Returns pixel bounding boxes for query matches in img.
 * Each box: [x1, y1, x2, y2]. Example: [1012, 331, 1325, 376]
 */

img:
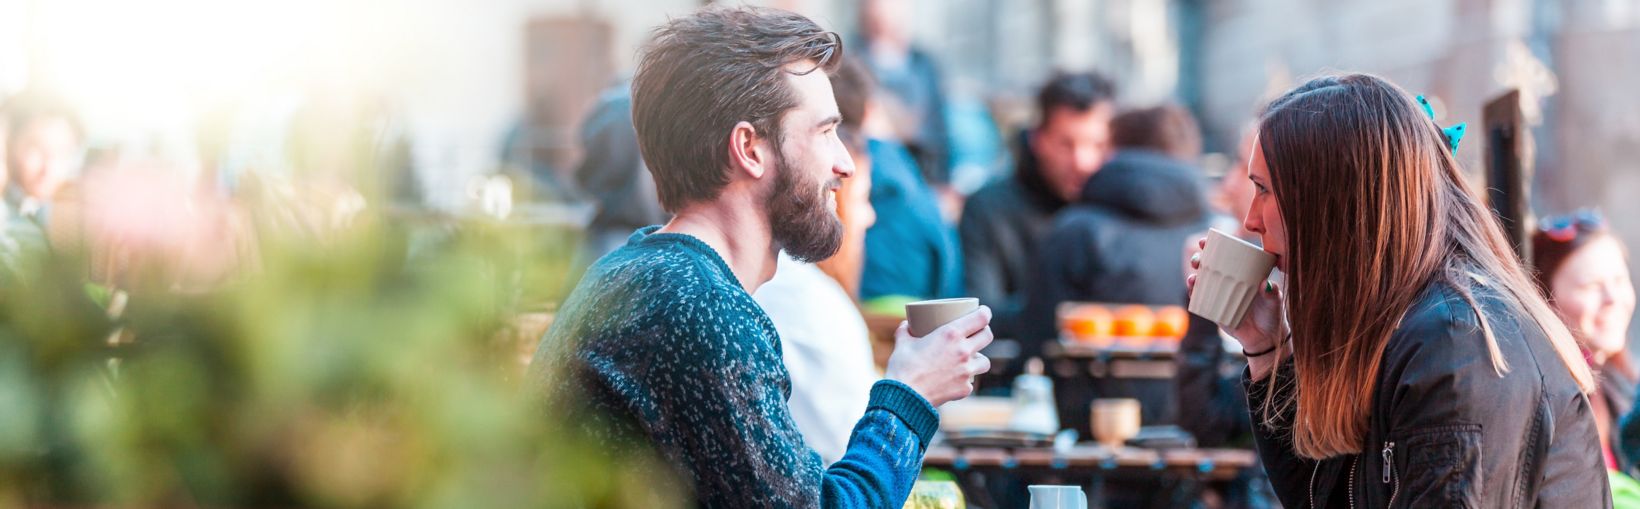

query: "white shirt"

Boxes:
[753, 252, 881, 465]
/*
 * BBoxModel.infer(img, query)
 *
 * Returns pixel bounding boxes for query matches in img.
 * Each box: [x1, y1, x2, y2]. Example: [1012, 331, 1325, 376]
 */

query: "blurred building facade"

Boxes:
[2, 0, 1636, 340]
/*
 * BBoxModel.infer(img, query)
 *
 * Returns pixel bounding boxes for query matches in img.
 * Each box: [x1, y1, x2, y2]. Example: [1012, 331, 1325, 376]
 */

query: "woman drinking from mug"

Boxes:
[1189, 73, 1608, 507]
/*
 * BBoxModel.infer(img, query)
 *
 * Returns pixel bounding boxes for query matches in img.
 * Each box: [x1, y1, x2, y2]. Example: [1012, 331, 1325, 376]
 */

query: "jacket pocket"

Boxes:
[1394, 424, 1483, 508]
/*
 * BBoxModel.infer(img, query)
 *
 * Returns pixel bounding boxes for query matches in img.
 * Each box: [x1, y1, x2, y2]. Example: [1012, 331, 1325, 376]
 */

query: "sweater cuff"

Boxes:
[868, 380, 940, 450]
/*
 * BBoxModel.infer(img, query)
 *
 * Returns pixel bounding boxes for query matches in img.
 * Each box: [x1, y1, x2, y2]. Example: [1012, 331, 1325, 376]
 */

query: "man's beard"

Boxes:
[767, 149, 844, 263]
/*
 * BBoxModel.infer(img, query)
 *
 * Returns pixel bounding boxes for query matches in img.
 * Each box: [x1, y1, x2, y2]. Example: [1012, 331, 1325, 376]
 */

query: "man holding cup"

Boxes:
[532, 7, 992, 508]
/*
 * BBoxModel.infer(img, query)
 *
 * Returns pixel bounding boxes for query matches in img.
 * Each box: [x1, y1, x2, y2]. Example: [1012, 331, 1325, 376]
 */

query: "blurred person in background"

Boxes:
[1173, 122, 1276, 508]
[858, 76, 963, 304]
[959, 72, 1115, 341]
[856, 0, 950, 186]
[1020, 104, 1210, 360]
[0, 92, 83, 274]
[1207, 126, 1258, 239]
[1530, 211, 1637, 477]
[754, 56, 880, 466]
[3, 91, 85, 222]
[1175, 125, 1259, 436]
[1017, 103, 1211, 506]
[534, 7, 993, 507]
[569, 84, 670, 263]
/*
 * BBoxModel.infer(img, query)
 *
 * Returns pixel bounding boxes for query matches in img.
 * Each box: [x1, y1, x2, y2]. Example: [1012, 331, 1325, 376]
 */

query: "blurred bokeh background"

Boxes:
[2, 0, 1638, 507]
[5, 0, 1636, 294]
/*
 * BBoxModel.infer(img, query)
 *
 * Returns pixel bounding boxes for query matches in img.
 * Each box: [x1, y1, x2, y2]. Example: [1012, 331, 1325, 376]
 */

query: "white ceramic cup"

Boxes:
[1028, 485, 1088, 509]
[906, 297, 980, 337]
[1187, 229, 1277, 328]
[1089, 398, 1142, 448]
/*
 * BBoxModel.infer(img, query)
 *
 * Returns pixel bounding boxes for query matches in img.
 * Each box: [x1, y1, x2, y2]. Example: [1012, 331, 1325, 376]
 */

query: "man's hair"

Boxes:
[630, 6, 842, 212]
[1110, 104, 1202, 160]
[1035, 71, 1116, 125]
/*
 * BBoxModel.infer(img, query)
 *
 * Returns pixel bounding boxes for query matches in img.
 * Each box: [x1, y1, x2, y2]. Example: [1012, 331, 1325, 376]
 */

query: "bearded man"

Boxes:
[531, 7, 994, 508]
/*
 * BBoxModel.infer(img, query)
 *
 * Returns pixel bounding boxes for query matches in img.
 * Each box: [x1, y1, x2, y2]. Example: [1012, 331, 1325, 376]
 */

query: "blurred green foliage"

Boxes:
[0, 190, 680, 508]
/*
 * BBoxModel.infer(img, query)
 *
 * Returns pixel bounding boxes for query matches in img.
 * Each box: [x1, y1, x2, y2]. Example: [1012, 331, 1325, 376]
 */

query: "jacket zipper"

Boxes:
[1348, 456, 1358, 509]
[1351, 456, 1364, 509]
[1382, 441, 1399, 507]
[1313, 442, 1401, 509]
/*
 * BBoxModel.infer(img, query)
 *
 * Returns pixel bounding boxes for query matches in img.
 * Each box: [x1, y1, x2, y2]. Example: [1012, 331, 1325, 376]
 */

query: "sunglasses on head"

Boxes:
[1539, 209, 1605, 243]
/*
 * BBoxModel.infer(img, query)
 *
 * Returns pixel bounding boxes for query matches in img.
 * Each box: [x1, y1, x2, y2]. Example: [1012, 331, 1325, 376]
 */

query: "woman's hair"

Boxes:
[1256, 73, 1594, 460]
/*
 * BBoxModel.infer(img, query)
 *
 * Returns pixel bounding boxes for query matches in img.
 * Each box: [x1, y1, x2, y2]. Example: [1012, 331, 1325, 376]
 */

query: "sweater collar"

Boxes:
[628, 225, 741, 288]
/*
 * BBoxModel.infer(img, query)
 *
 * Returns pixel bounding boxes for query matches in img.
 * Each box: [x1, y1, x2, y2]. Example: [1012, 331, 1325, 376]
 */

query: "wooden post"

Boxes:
[1482, 89, 1534, 265]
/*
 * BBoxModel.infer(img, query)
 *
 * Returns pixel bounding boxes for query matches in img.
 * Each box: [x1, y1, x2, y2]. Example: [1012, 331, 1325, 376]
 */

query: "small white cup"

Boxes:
[1187, 229, 1276, 328]
[1028, 485, 1088, 509]
[905, 297, 980, 337]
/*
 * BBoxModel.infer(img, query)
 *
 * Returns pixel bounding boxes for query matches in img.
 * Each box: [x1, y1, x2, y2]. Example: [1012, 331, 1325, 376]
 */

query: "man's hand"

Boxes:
[885, 306, 995, 407]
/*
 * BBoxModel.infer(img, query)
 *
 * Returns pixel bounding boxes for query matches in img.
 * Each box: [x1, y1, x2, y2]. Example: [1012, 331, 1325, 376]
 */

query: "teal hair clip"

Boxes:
[1416, 95, 1466, 153]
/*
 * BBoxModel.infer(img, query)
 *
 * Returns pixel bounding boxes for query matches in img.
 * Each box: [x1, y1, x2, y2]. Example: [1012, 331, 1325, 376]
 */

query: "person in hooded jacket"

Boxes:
[1018, 104, 1210, 435]
[572, 84, 670, 262]
[959, 72, 1115, 341]
[1019, 105, 1209, 352]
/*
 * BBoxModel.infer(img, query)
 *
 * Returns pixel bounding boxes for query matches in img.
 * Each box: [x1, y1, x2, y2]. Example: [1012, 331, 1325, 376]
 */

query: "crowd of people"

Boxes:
[536, 3, 1640, 508]
[5, 1, 1639, 508]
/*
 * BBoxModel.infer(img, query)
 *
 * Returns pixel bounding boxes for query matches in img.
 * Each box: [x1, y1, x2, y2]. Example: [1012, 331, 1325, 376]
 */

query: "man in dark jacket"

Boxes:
[958, 72, 1115, 340]
[1020, 112, 1210, 354]
[1020, 106, 1211, 432]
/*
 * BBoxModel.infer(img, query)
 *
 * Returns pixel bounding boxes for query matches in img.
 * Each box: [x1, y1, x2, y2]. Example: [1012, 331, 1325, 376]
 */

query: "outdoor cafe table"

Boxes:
[1042, 341, 1186, 438]
[922, 444, 1258, 508]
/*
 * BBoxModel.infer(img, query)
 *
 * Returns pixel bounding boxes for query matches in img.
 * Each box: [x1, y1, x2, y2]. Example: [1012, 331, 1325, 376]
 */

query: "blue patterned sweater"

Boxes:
[534, 226, 939, 508]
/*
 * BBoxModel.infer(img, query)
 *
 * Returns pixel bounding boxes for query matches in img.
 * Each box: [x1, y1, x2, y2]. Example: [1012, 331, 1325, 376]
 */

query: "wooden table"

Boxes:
[922, 445, 1259, 509]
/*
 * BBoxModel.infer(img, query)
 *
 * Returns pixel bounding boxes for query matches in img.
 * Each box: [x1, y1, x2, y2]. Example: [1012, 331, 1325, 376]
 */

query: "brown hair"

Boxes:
[630, 6, 842, 212]
[1530, 210, 1617, 297]
[1257, 73, 1594, 460]
[1035, 71, 1117, 127]
[1110, 104, 1202, 161]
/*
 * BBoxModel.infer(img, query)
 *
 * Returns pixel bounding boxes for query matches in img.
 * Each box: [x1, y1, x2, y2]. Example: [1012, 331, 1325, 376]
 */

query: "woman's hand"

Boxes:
[1187, 236, 1289, 380]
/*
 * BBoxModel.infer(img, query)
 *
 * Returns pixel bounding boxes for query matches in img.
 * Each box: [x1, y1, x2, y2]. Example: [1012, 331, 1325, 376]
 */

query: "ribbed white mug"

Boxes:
[1187, 229, 1276, 328]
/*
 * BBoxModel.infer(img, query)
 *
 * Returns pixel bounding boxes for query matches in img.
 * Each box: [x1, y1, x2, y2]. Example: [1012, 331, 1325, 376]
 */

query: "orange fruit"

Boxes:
[1112, 305, 1156, 338]
[1064, 305, 1113, 343]
[1152, 306, 1189, 338]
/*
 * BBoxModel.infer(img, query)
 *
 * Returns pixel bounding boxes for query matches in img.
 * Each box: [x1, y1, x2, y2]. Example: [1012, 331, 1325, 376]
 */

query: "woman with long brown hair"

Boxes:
[1189, 73, 1609, 507]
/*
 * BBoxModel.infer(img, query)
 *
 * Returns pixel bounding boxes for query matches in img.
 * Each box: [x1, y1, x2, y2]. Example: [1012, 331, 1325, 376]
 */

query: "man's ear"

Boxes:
[727, 121, 771, 180]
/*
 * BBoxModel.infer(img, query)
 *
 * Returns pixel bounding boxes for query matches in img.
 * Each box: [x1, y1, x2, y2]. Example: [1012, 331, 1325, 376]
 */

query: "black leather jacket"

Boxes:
[1245, 278, 1610, 508]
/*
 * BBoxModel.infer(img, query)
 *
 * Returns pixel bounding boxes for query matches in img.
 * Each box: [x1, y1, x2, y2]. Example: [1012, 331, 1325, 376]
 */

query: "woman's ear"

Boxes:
[727, 121, 770, 180]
